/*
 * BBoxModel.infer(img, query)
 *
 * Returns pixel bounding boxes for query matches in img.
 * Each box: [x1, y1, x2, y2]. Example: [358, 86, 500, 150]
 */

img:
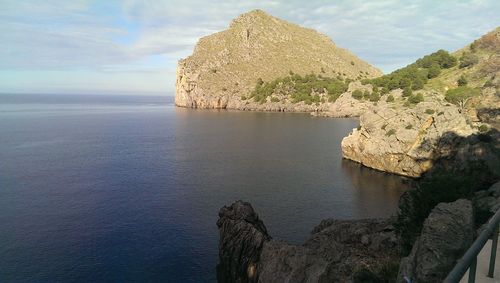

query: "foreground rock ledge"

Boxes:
[216, 200, 398, 282]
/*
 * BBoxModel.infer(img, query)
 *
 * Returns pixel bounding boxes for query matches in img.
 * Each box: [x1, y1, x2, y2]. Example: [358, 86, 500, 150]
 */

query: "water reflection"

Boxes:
[341, 159, 411, 217]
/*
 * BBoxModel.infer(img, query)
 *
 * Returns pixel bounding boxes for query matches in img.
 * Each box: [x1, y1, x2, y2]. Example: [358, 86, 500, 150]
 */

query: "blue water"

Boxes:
[0, 94, 408, 282]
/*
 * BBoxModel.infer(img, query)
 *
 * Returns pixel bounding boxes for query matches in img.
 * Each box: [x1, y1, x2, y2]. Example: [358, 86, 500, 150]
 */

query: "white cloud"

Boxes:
[0, 0, 498, 93]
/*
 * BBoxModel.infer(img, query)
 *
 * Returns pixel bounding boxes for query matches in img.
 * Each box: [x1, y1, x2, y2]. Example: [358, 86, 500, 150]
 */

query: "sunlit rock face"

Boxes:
[175, 9, 381, 111]
[341, 102, 499, 178]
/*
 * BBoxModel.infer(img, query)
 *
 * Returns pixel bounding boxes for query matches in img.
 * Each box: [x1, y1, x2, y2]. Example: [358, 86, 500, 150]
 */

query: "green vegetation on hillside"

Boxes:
[362, 50, 457, 91]
[445, 86, 480, 112]
[250, 73, 348, 104]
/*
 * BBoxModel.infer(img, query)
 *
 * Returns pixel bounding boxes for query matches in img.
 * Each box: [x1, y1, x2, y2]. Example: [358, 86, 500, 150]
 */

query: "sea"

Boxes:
[0, 93, 409, 282]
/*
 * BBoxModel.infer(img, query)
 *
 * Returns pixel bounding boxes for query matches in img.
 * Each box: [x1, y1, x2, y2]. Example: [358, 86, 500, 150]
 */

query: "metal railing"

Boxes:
[443, 208, 500, 283]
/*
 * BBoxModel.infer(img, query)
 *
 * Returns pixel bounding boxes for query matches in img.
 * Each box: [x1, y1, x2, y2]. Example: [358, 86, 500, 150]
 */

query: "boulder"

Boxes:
[397, 199, 474, 282]
[216, 201, 271, 283]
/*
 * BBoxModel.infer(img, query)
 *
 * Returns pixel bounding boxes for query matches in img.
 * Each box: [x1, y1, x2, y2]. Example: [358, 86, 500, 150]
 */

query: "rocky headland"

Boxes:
[175, 9, 381, 111]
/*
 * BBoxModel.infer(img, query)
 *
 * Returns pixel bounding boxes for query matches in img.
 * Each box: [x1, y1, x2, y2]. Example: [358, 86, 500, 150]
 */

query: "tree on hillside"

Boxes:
[427, 63, 441, 78]
[459, 52, 479, 68]
[445, 86, 480, 112]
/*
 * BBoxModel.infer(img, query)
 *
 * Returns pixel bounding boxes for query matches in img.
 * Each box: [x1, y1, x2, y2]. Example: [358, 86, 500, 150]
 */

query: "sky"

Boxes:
[0, 0, 498, 96]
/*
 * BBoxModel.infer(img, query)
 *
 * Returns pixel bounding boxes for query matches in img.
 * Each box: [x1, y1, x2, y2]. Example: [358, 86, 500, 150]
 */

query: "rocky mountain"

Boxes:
[175, 9, 381, 111]
[341, 27, 500, 178]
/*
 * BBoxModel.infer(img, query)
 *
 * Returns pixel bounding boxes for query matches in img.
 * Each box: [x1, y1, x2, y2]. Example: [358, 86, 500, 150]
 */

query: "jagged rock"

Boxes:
[175, 9, 381, 111]
[341, 100, 500, 178]
[397, 199, 474, 283]
[216, 200, 271, 283]
[258, 240, 331, 283]
[217, 201, 399, 283]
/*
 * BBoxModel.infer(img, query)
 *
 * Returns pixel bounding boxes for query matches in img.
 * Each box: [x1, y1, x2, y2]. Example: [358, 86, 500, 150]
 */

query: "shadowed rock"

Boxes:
[397, 199, 474, 282]
[217, 201, 400, 282]
[216, 200, 270, 283]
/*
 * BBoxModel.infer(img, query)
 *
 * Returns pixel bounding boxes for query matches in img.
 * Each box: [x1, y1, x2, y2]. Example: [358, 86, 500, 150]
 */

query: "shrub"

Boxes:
[427, 63, 441, 78]
[478, 124, 488, 132]
[270, 97, 280, 103]
[241, 95, 247, 100]
[402, 87, 412, 97]
[445, 86, 480, 112]
[386, 95, 395, 102]
[385, 129, 396, 136]
[369, 92, 380, 102]
[459, 52, 479, 68]
[381, 124, 388, 130]
[425, 109, 435, 114]
[457, 75, 468, 86]
[408, 93, 424, 104]
[352, 90, 363, 100]
[351, 61, 355, 65]
[405, 124, 413, 129]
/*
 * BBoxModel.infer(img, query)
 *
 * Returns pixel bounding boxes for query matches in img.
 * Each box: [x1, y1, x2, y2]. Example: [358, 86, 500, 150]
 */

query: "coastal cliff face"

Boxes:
[175, 9, 381, 111]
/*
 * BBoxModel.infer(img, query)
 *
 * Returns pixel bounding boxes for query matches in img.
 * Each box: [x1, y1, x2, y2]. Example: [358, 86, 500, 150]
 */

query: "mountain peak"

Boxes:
[230, 9, 277, 28]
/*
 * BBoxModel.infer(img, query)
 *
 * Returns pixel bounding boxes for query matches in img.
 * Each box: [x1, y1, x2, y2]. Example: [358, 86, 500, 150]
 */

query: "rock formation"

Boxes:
[175, 9, 381, 111]
[341, 97, 500, 178]
[217, 201, 399, 282]
[397, 199, 474, 282]
[216, 200, 270, 283]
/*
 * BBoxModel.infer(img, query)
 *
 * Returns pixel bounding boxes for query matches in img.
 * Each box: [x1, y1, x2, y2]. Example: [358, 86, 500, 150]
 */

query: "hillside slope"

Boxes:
[175, 9, 381, 111]
[341, 27, 500, 178]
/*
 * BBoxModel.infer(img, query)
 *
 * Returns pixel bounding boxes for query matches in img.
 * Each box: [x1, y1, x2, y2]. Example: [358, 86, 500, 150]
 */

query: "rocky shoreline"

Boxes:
[216, 193, 495, 283]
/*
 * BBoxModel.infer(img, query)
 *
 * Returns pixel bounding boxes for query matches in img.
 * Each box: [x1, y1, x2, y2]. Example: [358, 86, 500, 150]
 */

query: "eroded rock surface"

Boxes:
[175, 9, 381, 111]
[216, 201, 270, 283]
[217, 201, 399, 283]
[397, 199, 474, 283]
[341, 100, 500, 178]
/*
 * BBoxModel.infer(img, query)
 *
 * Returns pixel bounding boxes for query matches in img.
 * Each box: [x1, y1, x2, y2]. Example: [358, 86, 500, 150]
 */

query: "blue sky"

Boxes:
[0, 0, 498, 96]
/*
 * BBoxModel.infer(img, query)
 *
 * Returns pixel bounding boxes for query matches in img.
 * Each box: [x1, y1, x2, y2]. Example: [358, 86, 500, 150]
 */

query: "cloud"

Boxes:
[0, 0, 499, 94]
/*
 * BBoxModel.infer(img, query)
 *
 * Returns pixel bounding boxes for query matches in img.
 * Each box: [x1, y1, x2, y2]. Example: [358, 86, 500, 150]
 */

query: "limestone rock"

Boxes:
[341, 99, 500, 177]
[397, 199, 474, 283]
[175, 9, 381, 111]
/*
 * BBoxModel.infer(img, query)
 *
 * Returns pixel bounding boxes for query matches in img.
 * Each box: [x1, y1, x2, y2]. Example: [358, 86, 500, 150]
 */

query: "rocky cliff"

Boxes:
[217, 201, 400, 282]
[175, 9, 381, 110]
[217, 199, 483, 282]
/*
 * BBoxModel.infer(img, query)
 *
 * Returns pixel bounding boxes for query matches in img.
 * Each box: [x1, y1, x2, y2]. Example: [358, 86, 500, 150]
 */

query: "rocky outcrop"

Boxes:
[175, 9, 381, 111]
[216, 201, 270, 283]
[217, 201, 399, 283]
[397, 199, 474, 283]
[341, 99, 500, 178]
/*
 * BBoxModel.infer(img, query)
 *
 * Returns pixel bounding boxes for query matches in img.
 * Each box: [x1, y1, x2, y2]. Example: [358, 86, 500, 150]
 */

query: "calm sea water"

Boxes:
[0, 94, 409, 282]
